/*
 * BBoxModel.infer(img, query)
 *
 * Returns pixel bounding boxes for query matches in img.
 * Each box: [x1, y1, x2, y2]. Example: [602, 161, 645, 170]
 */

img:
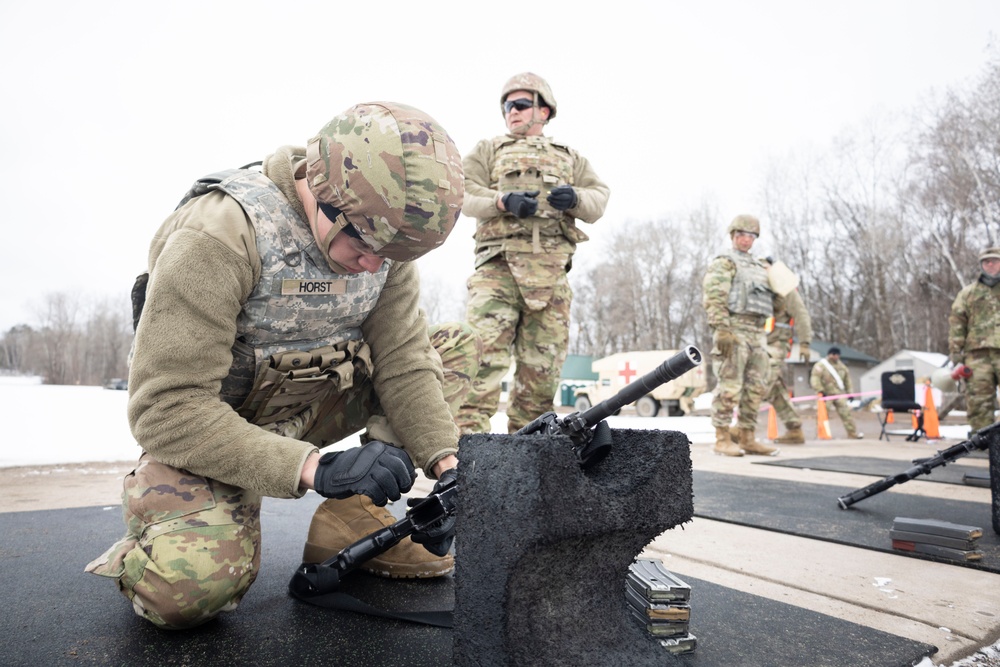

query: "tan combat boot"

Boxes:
[714, 426, 744, 457]
[740, 428, 779, 456]
[728, 426, 741, 444]
[774, 426, 805, 444]
[302, 495, 454, 579]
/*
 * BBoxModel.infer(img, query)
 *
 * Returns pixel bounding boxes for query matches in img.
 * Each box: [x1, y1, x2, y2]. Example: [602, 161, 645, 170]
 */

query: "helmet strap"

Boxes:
[313, 203, 353, 274]
[511, 92, 548, 136]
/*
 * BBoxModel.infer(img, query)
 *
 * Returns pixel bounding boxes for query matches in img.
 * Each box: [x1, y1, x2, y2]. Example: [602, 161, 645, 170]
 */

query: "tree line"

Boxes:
[570, 52, 1000, 362]
[0, 294, 131, 385]
[4, 52, 998, 383]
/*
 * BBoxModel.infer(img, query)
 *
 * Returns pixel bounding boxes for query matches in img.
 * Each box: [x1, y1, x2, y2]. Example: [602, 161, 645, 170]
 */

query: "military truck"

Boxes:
[573, 350, 707, 417]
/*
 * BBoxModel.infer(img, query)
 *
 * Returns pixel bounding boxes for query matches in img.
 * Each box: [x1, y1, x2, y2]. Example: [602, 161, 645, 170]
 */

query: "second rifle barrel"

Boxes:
[579, 346, 703, 425]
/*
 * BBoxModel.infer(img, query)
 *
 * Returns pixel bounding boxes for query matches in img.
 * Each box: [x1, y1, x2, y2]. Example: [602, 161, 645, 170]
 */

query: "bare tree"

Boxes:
[570, 200, 719, 358]
[0, 324, 35, 374]
[31, 292, 83, 384]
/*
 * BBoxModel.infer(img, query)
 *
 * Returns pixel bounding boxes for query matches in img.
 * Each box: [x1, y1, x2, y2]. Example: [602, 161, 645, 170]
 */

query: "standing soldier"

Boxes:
[948, 247, 1000, 435]
[810, 347, 863, 439]
[763, 268, 813, 444]
[703, 214, 779, 457]
[457, 72, 610, 434]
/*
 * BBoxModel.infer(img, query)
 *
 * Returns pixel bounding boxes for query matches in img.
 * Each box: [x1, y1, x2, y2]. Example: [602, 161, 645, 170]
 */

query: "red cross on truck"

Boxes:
[574, 350, 708, 418]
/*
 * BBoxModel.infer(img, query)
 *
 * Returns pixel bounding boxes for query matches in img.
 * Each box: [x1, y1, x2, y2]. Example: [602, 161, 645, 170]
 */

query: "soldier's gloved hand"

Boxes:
[713, 329, 737, 356]
[799, 342, 811, 362]
[546, 185, 578, 211]
[408, 468, 458, 557]
[313, 441, 416, 506]
[501, 190, 539, 218]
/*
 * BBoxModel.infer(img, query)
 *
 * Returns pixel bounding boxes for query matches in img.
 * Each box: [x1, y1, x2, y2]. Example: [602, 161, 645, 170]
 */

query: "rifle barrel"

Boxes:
[578, 346, 702, 425]
[837, 422, 1000, 509]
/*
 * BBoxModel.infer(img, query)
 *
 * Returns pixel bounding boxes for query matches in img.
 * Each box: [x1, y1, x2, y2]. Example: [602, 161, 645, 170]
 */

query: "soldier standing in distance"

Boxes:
[457, 72, 610, 434]
[703, 215, 780, 457]
[86, 103, 479, 630]
[810, 347, 863, 438]
[948, 247, 1000, 436]
[763, 267, 813, 444]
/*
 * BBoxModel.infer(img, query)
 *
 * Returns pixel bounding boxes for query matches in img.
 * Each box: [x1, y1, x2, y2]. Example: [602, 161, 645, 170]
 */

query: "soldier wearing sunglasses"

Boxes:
[457, 72, 610, 434]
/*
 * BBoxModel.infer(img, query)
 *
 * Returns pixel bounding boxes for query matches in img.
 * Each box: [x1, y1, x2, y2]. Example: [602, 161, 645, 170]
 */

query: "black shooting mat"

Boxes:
[692, 470, 1000, 573]
[752, 455, 991, 486]
[0, 498, 934, 667]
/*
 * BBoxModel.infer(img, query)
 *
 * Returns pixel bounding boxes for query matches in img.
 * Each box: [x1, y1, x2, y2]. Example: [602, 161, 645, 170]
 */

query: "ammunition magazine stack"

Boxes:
[890, 517, 984, 562]
[626, 559, 696, 655]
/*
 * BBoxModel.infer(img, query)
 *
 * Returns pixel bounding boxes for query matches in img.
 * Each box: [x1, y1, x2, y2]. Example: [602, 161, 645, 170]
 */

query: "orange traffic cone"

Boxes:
[886, 410, 895, 424]
[817, 397, 832, 440]
[923, 383, 941, 439]
[767, 405, 778, 440]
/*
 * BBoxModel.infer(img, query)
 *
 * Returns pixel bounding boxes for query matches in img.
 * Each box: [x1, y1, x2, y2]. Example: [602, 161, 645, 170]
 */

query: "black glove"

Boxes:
[312, 441, 416, 506]
[501, 190, 539, 218]
[409, 468, 457, 557]
[546, 185, 578, 211]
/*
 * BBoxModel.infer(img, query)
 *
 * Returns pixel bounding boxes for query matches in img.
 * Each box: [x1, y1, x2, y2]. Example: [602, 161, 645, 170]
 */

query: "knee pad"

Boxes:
[121, 520, 260, 629]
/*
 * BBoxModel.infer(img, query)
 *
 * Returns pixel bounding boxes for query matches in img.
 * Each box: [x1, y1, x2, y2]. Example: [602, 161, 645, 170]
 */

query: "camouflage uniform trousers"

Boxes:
[710, 326, 771, 430]
[814, 378, 858, 436]
[457, 253, 571, 434]
[963, 348, 1000, 433]
[85, 322, 480, 630]
[764, 347, 801, 429]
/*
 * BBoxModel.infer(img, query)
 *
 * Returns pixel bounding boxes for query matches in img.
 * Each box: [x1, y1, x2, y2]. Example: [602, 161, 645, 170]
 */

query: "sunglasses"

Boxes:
[503, 98, 535, 114]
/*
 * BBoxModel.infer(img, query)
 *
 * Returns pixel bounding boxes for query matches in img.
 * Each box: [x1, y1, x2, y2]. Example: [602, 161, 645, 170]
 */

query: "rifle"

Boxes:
[289, 346, 703, 607]
[517, 346, 704, 468]
[288, 473, 458, 621]
[837, 420, 1000, 509]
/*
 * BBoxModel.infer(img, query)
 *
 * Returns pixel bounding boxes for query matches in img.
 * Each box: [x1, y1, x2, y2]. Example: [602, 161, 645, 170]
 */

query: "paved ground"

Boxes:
[3, 410, 998, 666]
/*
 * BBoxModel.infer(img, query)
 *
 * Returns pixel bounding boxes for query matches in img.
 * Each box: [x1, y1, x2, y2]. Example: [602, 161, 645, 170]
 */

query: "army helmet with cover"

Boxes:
[727, 214, 761, 236]
[500, 72, 558, 120]
[305, 102, 464, 262]
[979, 247, 1000, 262]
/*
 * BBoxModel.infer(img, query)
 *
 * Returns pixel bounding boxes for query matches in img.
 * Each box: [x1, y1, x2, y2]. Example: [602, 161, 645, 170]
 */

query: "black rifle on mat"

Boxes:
[289, 346, 703, 616]
[837, 420, 999, 509]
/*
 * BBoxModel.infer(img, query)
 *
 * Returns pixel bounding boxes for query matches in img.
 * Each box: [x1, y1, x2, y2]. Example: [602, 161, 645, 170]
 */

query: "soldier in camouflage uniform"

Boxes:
[86, 103, 479, 630]
[810, 347, 862, 438]
[948, 247, 1000, 434]
[456, 72, 610, 433]
[764, 283, 813, 444]
[703, 215, 780, 457]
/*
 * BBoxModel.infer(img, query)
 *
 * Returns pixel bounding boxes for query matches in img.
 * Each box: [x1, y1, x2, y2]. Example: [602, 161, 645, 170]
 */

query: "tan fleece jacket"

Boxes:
[127, 146, 459, 499]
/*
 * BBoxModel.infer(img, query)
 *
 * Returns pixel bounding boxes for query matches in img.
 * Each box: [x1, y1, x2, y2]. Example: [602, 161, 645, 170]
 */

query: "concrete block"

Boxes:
[453, 428, 693, 666]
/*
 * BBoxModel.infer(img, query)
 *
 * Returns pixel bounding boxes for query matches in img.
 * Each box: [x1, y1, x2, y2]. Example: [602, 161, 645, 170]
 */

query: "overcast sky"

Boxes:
[1, 1, 998, 332]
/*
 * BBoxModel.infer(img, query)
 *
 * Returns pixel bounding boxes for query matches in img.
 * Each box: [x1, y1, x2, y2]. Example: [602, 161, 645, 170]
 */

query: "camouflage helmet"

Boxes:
[500, 72, 557, 120]
[727, 214, 761, 236]
[979, 247, 1000, 262]
[305, 102, 464, 262]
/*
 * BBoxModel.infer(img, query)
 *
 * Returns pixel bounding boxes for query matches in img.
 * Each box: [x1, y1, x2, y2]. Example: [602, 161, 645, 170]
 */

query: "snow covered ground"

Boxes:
[0, 375, 973, 468]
